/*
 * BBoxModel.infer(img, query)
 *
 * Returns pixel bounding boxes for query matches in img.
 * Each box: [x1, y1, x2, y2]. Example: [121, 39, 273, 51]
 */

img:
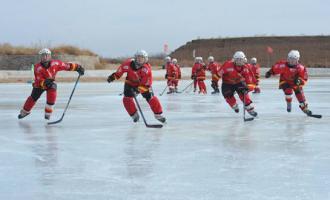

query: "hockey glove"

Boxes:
[294, 78, 303, 86]
[44, 78, 56, 89]
[265, 70, 272, 78]
[238, 82, 249, 94]
[107, 73, 116, 83]
[76, 65, 85, 75]
[138, 85, 149, 94]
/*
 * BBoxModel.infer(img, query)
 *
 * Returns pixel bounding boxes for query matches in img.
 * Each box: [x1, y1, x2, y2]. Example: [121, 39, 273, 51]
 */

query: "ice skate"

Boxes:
[131, 112, 140, 122]
[18, 109, 30, 119]
[154, 114, 166, 123]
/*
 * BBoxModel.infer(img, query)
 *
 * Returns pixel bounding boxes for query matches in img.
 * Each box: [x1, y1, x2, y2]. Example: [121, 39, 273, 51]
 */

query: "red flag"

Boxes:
[267, 46, 273, 54]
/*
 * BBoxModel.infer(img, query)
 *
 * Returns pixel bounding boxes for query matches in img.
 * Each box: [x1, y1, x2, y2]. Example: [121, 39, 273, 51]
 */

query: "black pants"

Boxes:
[221, 82, 246, 98]
[30, 88, 45, 101]
[123, 83, 153, 102]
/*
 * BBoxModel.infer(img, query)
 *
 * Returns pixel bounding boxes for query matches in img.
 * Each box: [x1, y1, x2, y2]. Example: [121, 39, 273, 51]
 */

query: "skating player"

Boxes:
[107, 50, 166, 123]
[207, 56, 221, 94]
[18, 48, 85, 120]
[250, 57, 261, 93]
[218, 51, 258, 117]
[172, 58, 181, 93]
[265, 50, 319, 117]
[164, 56, 177, 94]
[191, 57, 207, 94]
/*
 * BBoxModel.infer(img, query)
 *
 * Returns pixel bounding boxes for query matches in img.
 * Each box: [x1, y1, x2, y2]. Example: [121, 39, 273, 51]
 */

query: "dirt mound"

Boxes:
[170, 36, 330, 68]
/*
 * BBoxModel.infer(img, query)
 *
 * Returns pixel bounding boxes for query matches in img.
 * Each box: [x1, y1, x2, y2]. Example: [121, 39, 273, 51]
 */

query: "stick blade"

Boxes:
[47, 118, 63, 125]
[307, 114, 322, 119]
[244, 117, 254, 122]
[146, 124, 163, 128]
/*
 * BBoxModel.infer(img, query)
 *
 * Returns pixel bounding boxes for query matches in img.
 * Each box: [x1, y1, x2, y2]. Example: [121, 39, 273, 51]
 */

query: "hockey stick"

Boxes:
[159, 85, 168, 96]
[295, 86, 322, 119]
[179, 80, 194, 93]
[132, 92, 163, 128]
[306, 112, 322, 118]
[48, 75, 81, 125]
[243, 92, 254, 122]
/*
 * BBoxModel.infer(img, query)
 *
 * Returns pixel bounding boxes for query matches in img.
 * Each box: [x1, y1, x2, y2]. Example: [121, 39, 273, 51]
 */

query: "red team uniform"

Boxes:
[165, 58, 178, 94]
[191, 57, 207, 94]
[172, 58, 181, 92]
[107, 50, 166, 123]
[249, 57, 261, 93]
[207, 56, 221, 94]
[18, 48, 84, 120]
[265, 50, 312, 115]
[218, 51, 258, 116]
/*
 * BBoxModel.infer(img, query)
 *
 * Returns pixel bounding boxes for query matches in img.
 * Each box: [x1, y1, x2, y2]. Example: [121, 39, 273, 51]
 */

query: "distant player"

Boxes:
[207, 56, 221, 94]
[107, 50, 166, 123]
[18, 48, 85, 120]
[191, 57, 207, 94]
[250, 57, 261, 93]
[265, 50, 316, 116]
[218, 51, 257, 116]
[164, 56, 177, 94]
[172, 58, 181, 93]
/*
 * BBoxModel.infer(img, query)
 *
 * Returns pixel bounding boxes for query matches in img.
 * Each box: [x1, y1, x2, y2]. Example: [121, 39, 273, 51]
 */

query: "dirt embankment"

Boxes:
[170, 36, 330, 68]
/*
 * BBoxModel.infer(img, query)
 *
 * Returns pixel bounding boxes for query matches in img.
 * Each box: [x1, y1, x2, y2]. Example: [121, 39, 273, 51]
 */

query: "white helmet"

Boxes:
[233, 51, 247, 66]
[134, 50, 148, 65]
[287, 50, 300, 65]
[165, 56, 171, 63]
[172, 58, 178, 64]
[39, 48, 51, 55]
[208, 56, 214, 62]
[250, 57, 257, 64]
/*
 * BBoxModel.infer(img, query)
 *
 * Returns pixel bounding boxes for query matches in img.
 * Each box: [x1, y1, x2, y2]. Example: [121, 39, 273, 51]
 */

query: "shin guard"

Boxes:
[123, 97, 137, 116]
[225, 96, 237, 108]
[148, 96, 163, 114]
[23, 96, 37, 112]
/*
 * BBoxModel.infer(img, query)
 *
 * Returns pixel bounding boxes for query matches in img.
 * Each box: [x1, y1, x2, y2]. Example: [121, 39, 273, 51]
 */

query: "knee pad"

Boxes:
[284, 88, 293, 95]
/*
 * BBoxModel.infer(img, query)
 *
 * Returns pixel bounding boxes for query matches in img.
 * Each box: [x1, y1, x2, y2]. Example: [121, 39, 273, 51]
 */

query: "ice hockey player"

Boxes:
[218, 51, 258, 117]
[265, 50, 314, 116]
[107, 50, 166, 123]
[250, 57, 261, 93]
[191, 57, 207, 94]
[18, 48, 85, 120]
[207, 56, 221, 94]
[164, 56, 177, 94]
[172, 58, 181, 93]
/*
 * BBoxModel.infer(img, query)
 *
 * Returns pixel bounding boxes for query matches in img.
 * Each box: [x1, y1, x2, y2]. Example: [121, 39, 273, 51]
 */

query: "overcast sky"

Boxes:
[0, 0, 329, 57]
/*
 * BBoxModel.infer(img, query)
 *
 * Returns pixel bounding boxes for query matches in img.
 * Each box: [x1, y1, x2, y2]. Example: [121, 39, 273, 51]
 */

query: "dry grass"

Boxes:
[0, 43, 37, 55]
[0, 43, 97, 56]
[51, 45, 97, 56]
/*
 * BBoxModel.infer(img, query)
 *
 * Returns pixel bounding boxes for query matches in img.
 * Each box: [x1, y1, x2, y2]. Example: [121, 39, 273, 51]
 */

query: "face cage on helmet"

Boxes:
[287, 57, 299, 66]
[40, 53, 51, 62]
[234, 58, 246, 66]
[135, 56, 148, 66]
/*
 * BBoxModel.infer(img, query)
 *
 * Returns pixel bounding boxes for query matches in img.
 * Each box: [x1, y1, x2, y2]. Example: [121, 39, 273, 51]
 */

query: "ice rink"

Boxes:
[1, 78, 330, 200]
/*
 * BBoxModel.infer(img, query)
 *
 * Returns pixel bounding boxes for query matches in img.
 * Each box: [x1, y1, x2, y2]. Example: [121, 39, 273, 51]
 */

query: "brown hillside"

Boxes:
[170, 36, 330, 68]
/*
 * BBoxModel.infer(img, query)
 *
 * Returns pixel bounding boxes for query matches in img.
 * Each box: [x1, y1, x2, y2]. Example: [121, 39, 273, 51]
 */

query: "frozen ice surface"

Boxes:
[0, 78, 330, 200]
